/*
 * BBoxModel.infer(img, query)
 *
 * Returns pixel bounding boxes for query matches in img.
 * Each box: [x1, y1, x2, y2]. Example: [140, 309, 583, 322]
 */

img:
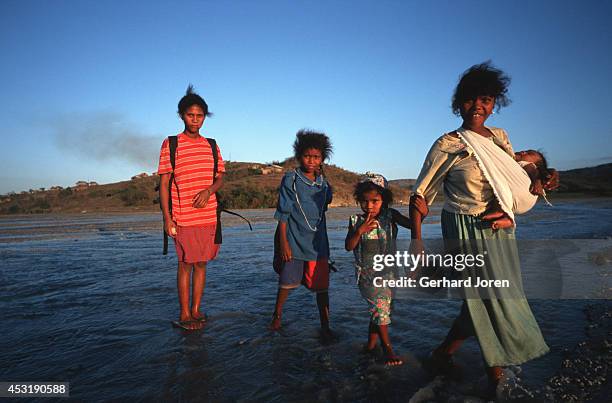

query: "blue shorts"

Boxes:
[279, 260, 303, 289]
[279, 259, 329, 291]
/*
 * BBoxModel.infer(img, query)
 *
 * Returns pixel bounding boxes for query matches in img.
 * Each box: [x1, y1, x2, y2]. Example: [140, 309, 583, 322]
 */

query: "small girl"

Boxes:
[270, 130, 334, 341]
[345, 173, 428, 366]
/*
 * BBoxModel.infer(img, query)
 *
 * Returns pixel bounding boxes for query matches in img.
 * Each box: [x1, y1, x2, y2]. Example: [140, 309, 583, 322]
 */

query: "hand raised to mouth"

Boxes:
[358, 212, 379, 235]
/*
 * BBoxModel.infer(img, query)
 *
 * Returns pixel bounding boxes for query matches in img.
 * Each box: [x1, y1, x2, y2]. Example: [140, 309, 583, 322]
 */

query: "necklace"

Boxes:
[292, 169, 326, 232]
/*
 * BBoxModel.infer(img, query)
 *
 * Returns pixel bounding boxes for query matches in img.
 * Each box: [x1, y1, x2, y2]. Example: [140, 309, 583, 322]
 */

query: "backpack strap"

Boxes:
[169, 135, 178, 170]
[162, 135, 178, 255]
[206, 138, 222, 244]
[206, 138, 218, 178]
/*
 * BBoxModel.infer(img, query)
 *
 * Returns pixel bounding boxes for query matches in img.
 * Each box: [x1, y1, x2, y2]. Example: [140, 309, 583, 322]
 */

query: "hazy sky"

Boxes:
[1, 0, 611, 193]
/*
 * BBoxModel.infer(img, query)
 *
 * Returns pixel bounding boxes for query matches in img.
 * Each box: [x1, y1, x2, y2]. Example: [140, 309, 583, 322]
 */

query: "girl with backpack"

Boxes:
[158, 85, 225, 331]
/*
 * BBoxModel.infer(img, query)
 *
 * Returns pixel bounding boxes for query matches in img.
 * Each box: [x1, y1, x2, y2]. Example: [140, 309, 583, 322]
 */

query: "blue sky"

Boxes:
[1, 0, 611, 193]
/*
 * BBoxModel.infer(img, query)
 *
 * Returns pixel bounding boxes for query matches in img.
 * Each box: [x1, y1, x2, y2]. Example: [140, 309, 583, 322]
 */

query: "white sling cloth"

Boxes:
[457, 128, 537, 223]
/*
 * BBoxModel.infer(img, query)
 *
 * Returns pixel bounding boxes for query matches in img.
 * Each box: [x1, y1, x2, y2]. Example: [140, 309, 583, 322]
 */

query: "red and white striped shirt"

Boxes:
[157, 133, 225, 227]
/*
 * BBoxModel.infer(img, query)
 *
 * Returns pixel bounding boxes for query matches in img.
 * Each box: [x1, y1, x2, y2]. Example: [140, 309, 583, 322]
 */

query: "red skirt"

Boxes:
[174, 225, 220, 263]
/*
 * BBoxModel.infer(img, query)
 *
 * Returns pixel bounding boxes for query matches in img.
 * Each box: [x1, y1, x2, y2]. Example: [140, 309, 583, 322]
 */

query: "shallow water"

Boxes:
[0, 199, 611, 402]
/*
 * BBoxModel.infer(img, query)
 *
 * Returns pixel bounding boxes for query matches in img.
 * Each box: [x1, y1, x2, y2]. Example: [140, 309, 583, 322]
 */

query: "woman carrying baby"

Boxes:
[409, 61, 559, 396]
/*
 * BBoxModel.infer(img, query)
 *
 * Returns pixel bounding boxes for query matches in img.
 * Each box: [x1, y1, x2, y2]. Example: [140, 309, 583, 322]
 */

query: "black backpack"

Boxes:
[161, 135, 252, 255]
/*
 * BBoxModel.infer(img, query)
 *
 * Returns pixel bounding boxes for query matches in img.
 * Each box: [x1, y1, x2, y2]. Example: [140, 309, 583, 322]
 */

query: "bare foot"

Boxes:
[482, 211, 505, 221]
[181, 312, 203, 329]
[424, 350, 461, 376]
[269, 312, 282, 331]
[175, 315, 203, 330]
[320, 327, 337, 343]
[490, 216, 514, 230]
[385, 353, 404, 367]
[191, 311, 207, 322]
[382, 344, 403, 366]
[484, 378, 501, 400]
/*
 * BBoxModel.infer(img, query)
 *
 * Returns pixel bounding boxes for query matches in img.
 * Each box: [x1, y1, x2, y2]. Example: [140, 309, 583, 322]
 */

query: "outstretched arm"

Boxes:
[409, 195, 426, 240]
[390, 208, 411, 229]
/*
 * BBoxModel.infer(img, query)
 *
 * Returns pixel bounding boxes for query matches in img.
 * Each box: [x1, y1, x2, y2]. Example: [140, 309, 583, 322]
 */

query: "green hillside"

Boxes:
[0, 159, 409, 214]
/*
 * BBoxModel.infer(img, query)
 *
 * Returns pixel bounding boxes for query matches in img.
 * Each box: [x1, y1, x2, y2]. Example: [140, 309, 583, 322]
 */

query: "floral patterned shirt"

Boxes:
[348, 208, 397, 281]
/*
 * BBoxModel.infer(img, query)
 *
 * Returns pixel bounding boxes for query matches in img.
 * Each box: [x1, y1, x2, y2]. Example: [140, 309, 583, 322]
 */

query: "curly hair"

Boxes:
[452, 61, 511, 115]
[353, 181, 393, 208]
[293, 129, 333, 161]
[178, 84, 212, 117]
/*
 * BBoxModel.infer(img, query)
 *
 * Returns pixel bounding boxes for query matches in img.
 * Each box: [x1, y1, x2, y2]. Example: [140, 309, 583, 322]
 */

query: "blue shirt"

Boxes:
[274, 169, 333, 261]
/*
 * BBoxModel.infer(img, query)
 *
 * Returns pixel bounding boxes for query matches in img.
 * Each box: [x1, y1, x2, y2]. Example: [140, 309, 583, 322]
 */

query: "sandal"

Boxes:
[192, 313, 208, 323]
[171, 320, 202, 331]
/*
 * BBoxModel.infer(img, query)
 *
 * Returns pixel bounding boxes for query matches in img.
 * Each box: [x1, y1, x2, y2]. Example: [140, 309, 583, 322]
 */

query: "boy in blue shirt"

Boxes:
[270, 130, 334, 341]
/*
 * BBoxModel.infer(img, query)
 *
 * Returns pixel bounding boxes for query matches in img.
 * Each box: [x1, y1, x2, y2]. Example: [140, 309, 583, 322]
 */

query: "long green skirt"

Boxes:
[441, 210, 549, 366]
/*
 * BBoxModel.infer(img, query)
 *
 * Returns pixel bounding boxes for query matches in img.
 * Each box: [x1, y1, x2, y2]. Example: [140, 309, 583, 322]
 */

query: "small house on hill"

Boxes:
[75, 181, 89, 191]
[261, 164, 284, 175]
[131, 173, 149, 180]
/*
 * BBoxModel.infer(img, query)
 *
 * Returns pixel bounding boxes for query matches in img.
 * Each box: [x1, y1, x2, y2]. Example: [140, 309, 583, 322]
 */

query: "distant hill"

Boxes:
[555, 163, 612, 195]
[389, 163, 612, 197]
[1, 162, 609, 214]
[0, 159, 410, 214]
[389, 179, 416, 191]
